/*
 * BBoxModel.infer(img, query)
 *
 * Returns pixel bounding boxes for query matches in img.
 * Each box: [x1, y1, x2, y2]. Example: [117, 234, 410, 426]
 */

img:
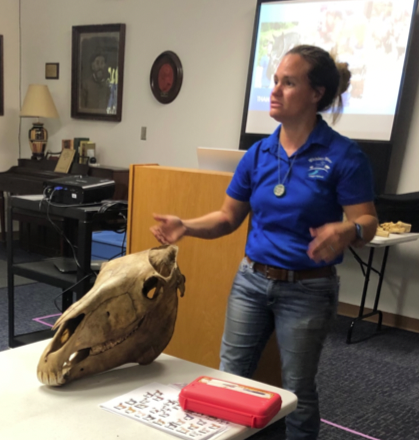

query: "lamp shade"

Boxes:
[20, 84, 59, 119]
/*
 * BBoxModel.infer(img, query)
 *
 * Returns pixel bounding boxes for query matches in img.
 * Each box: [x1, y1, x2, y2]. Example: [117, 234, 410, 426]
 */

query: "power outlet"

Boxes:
[140, 127, 147, 141]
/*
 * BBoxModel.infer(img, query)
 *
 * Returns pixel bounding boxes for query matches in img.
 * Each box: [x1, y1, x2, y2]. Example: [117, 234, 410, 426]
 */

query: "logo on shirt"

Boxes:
[308, 156, 332, 179]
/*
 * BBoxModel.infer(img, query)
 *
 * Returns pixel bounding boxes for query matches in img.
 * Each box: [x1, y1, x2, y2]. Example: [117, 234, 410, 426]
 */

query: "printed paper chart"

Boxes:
[100, 382, 237, 440]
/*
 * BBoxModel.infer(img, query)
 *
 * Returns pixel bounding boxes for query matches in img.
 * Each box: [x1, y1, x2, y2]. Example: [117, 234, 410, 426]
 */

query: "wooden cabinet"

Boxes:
[126, 166, 282, 387]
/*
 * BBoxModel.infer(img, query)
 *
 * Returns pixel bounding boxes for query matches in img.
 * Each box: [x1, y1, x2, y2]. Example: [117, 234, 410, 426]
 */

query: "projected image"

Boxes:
[245, 0, 416, 141]
[257, 24, 301, 90]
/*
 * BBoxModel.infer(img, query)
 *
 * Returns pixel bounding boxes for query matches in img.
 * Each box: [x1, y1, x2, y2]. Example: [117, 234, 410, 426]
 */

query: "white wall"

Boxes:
[16, 1, 419, 321]
[0, 0, 20, 170]
[19, 0, 255, 168]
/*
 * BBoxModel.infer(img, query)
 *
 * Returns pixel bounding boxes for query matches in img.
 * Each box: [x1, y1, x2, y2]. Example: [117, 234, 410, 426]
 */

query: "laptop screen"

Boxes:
[197, 147, 246, 173]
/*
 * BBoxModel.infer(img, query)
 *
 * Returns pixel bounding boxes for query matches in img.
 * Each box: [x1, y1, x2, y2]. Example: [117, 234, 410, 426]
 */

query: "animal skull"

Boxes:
[37, 245, 185, 386]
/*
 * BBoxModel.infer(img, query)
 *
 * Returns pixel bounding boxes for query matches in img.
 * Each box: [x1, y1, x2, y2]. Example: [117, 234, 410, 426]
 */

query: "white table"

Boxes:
[0, 340, 297, 440]
[347, 233, 419, 343]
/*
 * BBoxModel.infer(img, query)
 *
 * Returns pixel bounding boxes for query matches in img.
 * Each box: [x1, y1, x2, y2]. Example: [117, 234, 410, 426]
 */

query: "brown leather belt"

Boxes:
[246, 256, 334, 282]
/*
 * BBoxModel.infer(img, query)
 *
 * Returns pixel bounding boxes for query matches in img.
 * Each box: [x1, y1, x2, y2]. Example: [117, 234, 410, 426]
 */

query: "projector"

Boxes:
[43, 175, 115, 205]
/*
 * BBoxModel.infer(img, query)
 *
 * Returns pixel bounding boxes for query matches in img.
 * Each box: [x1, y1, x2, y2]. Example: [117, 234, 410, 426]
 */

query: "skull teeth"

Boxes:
[89, 323, 140, 356]
[37, 370, 64, 386]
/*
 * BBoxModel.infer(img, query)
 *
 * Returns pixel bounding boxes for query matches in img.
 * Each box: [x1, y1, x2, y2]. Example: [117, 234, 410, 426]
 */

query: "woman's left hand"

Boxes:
[307, 221, 355, 263]
[307, 202, 378, 263]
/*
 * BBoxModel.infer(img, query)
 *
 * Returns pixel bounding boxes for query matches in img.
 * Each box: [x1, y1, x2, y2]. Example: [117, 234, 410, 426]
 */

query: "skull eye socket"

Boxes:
[142, 277, 161, 300]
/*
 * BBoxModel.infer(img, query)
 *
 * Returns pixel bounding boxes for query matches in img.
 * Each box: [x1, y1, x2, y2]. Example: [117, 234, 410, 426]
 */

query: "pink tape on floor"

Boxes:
[32, 313, 61, 328]
[321, 419, 382, 440]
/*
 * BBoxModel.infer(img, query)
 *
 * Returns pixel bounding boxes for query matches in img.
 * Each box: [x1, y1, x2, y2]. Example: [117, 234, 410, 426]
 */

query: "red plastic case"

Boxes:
[178, 376, 282, 428]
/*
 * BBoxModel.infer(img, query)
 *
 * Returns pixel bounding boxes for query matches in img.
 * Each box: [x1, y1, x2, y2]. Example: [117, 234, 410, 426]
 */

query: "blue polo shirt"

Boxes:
[227, 117, 375, 270]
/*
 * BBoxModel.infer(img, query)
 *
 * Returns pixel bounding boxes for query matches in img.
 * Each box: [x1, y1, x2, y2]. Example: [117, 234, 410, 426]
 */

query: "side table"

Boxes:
[7, 194, 127, 348]
[346, 233, 419, 343]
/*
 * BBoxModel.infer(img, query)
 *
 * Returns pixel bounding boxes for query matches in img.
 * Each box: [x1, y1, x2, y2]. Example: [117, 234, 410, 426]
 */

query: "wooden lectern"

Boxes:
[126, 165, 281, 386]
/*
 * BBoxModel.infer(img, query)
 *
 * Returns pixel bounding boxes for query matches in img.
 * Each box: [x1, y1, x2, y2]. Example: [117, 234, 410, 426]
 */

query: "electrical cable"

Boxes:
[41, 189, 128, 312]
[45, 189, 82, 270]
[106, 226, 127, 260]
[43, 187, 99, 279]
[53, 273, 96, 313]
[92, 201, 128, 234]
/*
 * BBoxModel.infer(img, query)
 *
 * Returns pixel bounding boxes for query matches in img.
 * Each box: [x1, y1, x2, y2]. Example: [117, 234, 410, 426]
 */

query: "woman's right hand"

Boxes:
[150, 214, 187, 245]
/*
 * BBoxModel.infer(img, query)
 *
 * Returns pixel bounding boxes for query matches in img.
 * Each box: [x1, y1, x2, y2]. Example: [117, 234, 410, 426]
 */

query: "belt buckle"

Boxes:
[267, 266, 295, 282]
[263, 265, 273, 279]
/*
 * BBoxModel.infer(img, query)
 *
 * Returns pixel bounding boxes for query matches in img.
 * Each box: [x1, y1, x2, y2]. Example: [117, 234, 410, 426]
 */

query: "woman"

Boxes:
[151, 45, 377, 440]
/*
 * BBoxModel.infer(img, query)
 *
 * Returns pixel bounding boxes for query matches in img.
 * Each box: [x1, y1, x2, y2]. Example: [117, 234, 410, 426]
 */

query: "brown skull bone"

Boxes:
[37, 245, 185, 386]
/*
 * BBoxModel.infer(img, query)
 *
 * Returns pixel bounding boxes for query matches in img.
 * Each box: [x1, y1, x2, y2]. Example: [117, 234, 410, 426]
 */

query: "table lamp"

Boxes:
[20, 84, 59, 160]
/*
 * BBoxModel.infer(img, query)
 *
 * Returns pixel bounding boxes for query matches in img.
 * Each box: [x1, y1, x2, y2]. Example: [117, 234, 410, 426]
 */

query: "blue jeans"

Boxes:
[220, 257, 339, 440]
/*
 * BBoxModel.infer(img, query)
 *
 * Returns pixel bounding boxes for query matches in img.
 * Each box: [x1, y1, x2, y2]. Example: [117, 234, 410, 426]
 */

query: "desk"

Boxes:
[346, 233, 419, 343]
[0, 159, 129, 246]
[7, 195, 127, 348]
[0, 340, 297, 440]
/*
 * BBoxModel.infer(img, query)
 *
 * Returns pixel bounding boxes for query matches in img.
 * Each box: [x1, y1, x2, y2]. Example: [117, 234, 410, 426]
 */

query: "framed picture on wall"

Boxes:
[150, 51, 183, 104]
[45, 63, 59, 80]
[71, 24, 126, 121]
[0, 35, 4, 116]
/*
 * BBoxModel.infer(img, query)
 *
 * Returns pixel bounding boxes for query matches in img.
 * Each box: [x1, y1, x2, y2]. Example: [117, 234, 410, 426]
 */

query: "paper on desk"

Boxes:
[100, 382, 236, 440]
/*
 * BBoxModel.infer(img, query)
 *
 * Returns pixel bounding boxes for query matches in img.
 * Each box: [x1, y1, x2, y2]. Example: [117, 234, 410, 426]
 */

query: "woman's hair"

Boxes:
[286, 45, 351, 123]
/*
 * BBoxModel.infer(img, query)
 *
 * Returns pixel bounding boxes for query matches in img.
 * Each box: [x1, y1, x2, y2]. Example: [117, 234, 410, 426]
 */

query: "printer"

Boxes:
[43, 175, 115, 205]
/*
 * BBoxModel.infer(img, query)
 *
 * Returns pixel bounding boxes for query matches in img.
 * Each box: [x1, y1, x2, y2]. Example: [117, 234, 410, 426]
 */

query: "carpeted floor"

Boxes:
[318, 318, 419, 440]
[0, 282, 62, 349]
[247, 316, 419, 440]
[1, 243, 419, 440]
[0, 242, 63, 347]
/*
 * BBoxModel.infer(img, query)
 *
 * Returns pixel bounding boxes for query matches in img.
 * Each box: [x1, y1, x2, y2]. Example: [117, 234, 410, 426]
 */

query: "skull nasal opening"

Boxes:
[49, 314, 85, 353]
[142, 277, 160, 299]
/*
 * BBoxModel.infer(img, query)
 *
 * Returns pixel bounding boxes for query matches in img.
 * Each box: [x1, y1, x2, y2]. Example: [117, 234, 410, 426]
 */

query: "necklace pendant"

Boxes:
[274, 184, 286, 197]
